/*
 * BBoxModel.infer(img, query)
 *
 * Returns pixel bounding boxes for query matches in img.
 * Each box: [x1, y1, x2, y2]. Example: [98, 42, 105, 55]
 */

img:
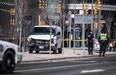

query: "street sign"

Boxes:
[74, 15, 93, 24]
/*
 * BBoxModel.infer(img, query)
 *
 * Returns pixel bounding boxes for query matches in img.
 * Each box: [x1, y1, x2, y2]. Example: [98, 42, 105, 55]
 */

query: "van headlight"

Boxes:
[45, 40, 50, 44]
[29, 39, 36, 46]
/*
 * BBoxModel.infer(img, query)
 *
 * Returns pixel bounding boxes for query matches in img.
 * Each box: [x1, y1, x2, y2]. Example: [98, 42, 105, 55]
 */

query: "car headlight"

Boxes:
[29, 39, 36, 46]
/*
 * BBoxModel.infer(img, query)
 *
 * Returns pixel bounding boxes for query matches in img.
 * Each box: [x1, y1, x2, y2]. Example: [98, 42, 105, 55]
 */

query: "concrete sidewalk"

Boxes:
[22, 48, 116, 62]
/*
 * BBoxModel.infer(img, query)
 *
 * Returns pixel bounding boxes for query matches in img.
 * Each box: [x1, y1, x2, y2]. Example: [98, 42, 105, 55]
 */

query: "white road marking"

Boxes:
[81, 69, 105, 73]
[15, 64, 90, 72]
[16, 61, 114, 73]
[15, 62, 105, 73]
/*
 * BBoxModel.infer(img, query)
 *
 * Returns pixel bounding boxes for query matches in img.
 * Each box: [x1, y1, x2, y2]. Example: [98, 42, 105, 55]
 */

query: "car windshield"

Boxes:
[31, 27, 56, 35]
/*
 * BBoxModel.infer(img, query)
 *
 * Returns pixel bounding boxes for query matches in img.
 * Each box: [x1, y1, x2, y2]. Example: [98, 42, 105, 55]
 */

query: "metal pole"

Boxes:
[73, 21, 76, 54]
[69, 11, 71, 48]
[73, 2, 76, 54]
[62, 1, 65, 54]
[91, 0, 93, 30]
[98, 10, 101, 37]
[39, 15, 40, 25]
[82, 0, 85, 55]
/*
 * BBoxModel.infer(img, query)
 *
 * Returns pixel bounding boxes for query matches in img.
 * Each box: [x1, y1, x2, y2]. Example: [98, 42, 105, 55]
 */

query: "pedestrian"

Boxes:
[98, 30, 110, 57]
[109, 41, 113, 52]
[86, 31, 94, 55]
[113, 41, 116, 52]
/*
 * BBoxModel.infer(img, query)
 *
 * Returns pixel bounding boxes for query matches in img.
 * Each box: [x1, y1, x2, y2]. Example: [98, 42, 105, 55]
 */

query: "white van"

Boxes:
[27, 25, 63, 54]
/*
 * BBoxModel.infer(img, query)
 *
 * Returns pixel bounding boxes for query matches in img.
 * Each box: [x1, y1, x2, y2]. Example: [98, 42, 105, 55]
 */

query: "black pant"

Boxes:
[109, 47, 112, 51]
[88, 43, 93, 55]
[99, 43, 107, 56]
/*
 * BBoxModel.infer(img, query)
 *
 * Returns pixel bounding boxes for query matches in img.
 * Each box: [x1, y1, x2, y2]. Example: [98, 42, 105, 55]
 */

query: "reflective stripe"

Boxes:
[100, 33, 107, 40]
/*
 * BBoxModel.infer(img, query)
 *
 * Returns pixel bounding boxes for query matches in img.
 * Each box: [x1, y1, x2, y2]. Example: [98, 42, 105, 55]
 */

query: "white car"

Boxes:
[0, 40, 23, 73]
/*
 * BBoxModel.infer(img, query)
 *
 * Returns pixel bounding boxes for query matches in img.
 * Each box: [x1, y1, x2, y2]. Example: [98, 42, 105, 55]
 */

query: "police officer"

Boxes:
[86, 31, 94, 55]
[98, 30, 109, 57]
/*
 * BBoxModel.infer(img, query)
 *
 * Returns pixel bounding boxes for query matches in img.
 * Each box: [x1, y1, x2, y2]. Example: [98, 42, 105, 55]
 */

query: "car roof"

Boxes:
[34, 25, 60, 28]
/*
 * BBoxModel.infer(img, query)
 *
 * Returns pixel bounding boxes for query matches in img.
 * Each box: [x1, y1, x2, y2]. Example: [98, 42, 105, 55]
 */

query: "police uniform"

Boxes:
[98, 33, 109, 56]
[87, 32, 94, 55]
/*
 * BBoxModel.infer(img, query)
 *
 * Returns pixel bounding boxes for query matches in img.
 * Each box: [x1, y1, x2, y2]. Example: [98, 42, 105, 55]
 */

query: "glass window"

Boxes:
[31, 27, 56, 35]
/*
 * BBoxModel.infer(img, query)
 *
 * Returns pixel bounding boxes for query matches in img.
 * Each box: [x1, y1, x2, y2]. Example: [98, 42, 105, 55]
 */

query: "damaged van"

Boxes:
[27, 25, 63, 54]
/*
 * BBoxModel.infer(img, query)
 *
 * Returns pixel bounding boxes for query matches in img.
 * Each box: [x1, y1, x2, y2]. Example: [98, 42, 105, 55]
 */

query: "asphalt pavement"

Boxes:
[22, 47, 116, 63]
[14, 54, 116, 75]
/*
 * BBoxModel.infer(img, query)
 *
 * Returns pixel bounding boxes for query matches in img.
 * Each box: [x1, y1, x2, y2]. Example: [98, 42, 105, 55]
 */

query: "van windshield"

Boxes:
[31, 27, 56, 35]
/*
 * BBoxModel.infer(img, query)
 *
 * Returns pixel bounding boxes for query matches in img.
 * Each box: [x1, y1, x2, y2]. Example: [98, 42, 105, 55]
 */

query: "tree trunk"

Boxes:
[19, 18, 23, 52]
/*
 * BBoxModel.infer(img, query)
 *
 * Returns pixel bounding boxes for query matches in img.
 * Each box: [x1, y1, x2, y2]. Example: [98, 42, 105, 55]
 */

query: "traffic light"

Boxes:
[10, 8, 15, 26]
[58, 3, 61, 13]
[10, 8, 15, 16]
[38, 0, 44, 9]
[85, 3, 89, 14]
[39, 2, 41, 9]
[97, 0, 101, 11]
[10, 19, 15, 26]
[94, 5, 97, 15]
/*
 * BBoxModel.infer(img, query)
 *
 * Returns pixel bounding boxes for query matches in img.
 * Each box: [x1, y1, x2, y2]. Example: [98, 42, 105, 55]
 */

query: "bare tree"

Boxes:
[42, 0, 62, 54]
[105, 12, 114, 38]
[14, 0, 30, 52]
[44, 0, 61, 25]
[61, 0, 67, 49]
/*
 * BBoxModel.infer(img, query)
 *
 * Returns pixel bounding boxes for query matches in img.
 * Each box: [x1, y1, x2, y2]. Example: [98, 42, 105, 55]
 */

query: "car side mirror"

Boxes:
[57, 32, 60, 35]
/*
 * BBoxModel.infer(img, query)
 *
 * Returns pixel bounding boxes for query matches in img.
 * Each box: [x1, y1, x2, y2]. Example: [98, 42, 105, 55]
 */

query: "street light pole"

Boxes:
[97, 0, 101, 38]
[98, 10, 101, 37]
[68, 11, 71, 48]
[91, 0, 94, 31]
[82, 0, 85, 55]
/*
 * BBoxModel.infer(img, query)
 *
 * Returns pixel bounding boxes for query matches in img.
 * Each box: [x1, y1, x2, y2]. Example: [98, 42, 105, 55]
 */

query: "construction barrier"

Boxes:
[64, 38, 87, 42]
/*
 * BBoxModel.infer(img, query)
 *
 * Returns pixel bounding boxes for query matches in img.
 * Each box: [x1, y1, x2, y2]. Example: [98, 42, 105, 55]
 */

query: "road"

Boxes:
[2, 55, 116, 75]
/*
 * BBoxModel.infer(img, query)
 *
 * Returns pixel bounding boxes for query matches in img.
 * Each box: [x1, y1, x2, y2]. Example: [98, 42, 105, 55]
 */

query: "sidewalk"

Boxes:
[22, 48, 116, 62]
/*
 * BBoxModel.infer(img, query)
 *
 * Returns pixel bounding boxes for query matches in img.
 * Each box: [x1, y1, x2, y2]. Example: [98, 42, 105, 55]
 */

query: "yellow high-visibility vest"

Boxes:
[100, 33, 107, 40]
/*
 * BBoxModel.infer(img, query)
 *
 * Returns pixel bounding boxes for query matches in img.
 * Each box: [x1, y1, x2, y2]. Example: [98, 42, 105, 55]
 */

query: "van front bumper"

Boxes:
[29, 44, 56, 51]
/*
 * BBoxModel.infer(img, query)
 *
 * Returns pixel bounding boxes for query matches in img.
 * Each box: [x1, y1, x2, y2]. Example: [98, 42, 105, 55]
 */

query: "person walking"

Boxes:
[109, 41, 113, 52]
[98, 30, 110, 57]
[86, 31, 94, 55]
[113, 41, 116, 52]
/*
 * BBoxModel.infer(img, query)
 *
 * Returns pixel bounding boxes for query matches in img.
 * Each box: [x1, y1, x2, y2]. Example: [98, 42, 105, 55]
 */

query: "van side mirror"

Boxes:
[57, 32, 60, 35]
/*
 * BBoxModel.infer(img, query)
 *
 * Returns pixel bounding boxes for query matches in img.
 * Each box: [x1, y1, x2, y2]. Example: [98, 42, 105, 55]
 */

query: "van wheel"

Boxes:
[53, 45, 57, 54]
[58, 46, 62, 54]
[0, 51, 15, 73]
[29, 49, 33, 53]
[53, 50, 57, 54]
[58, 48, 62, 54]
[36, 51, 39, 53]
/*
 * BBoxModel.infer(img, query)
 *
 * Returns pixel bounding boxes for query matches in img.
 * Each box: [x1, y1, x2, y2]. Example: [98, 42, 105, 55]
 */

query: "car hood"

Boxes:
[28, 35, 55, 41]
[0, 40, 18, 47]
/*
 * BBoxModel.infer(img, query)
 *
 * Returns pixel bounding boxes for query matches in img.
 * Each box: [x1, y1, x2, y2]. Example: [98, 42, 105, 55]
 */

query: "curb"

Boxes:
[21, 54, 116, 64]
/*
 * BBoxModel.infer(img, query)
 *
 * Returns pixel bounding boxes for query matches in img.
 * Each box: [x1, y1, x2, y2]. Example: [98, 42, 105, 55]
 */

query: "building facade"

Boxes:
[0, 0, 116, 47]
[64, 0, 116, 47]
